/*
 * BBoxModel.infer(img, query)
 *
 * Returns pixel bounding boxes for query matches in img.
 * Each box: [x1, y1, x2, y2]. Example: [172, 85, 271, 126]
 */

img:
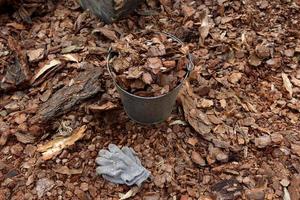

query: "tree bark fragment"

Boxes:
[0, 36, 31, 93]
[30, 65, 104, 124]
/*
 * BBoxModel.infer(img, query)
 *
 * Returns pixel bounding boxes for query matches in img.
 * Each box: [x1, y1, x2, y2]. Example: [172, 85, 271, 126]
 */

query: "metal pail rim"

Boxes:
[106, 31, 194, 100]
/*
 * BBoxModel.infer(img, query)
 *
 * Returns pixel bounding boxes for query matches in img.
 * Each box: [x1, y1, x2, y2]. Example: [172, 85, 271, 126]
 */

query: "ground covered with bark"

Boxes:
[1, 0, 300, 199]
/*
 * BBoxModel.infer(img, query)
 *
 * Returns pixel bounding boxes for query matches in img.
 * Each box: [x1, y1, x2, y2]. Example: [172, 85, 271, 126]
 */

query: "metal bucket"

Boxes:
[107, 32, 194, 124]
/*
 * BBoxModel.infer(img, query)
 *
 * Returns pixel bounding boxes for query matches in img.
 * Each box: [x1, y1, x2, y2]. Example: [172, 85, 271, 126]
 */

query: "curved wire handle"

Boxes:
[107, 31, 194, 83]
[161, 31, 195, 72]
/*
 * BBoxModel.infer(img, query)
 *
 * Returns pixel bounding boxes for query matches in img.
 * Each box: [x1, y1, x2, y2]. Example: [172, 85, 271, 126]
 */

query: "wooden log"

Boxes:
[30, 65, 104, 124]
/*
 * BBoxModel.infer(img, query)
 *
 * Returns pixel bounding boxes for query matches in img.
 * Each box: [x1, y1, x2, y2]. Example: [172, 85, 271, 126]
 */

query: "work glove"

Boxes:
[96, 144, 150, 186]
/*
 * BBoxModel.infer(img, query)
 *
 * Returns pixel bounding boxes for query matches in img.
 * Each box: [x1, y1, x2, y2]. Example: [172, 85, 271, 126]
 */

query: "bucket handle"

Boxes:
[106, 32, 194, 82]
[160, 31, 194, 72]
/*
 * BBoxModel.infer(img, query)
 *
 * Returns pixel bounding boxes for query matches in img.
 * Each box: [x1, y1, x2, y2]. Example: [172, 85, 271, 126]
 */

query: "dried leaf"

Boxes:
[246, 102, 258, 113]
[31, 59, 62, 84]
[7, 22, 26, 30]
[114, 0, 125, 10]
[14, 113, 27, 124]
[112, 57, 130, 73]
[179, 45, 190, 55]
[254, 135, 271, 148]
[119, 186, 140, 200]
[127, 67, 143, 79]
[0, 133, 8, 146]
[37, 125, 87, 160]
[149, 44, 166, 56]
[147, 57, 163, 74]
[207, 114, 223, 125]
[169, 120, 187, 126]
[162, 60, 176, 68]
[296, 44, 300, 52]
[130, 79, 145, 89]
[282, 73, 293, 97]
[248, 54, 262, 66]
[270, 133, 283, 144]
[159, 0, 171, 6]
[199, 16, 210, 42]
[61, 45, 82, 54]
[15, 132, 35, 144]
[291, 144, 300, 157]
[40, 89, 53, 102]
[220, 99, 227, 108]
[93, 27, 118, 41]
[228, 72, 242, 84]
[142, 72, 153, 84]
[288, 175, 300, 200]
[5, 36, 31, 88]
[36, 178, 54, 198]
[221, 16, 233, 24]
[181, 4, 195, 18]
[191, 151, 206, 166]
[88, 46, 108, 55]
[88, 102, 118, 112]
[266, 57, 281, 68]
[53, 166, 83, 175]
[145, 0, 157, 8]
[284, 49, 294, 57]
[187, 137, 198, 146]
[27, 48, 44, 62]
[61, 54, 79, 63]
[26, 174, 35, 186]
[213, 124, 226, 134]
[147, 57, 163, 69]
[291, 77, 300, 87]
[238, 117, 255, 126]
[255, 44, 270, 59]
[259, 0, 269, 9]
[198, 99, 214, 108]
[74, 11, 89, 32]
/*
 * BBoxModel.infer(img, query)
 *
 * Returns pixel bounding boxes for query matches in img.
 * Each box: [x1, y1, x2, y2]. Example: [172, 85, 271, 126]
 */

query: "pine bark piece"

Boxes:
[37, 125, 87, 160]
[31, 65, 103, 124]
[0, 36, 31, 92]
[211, 179, 243, 199]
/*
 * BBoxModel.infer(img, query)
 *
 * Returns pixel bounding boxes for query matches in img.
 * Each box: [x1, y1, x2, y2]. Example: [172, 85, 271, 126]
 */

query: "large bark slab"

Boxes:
[30, 65, 104, 124]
